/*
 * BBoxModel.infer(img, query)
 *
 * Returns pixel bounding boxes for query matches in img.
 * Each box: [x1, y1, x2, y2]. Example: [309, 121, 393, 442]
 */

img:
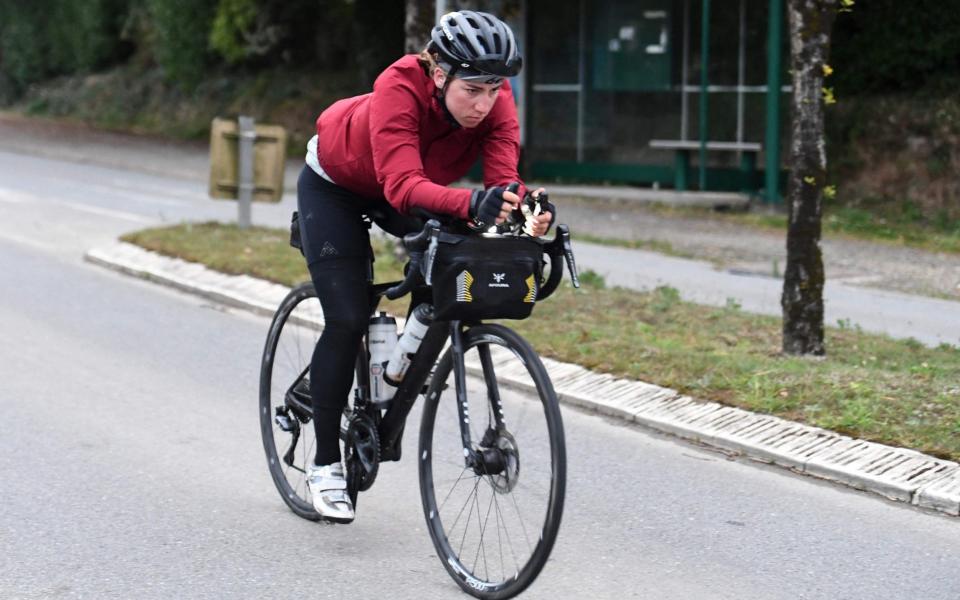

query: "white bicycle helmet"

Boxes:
[429, 10, 522, 84]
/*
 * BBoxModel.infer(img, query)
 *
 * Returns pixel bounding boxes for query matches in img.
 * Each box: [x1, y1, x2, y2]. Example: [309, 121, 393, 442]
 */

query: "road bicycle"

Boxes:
[259, 207, 579, 599]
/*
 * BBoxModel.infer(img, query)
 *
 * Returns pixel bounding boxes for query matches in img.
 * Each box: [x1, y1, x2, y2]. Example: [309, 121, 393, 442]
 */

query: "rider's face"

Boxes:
[433, 69, 502, 129]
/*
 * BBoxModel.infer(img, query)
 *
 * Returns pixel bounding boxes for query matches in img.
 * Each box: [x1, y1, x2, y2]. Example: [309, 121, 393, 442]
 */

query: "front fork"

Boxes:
[450, 322, 507, 474]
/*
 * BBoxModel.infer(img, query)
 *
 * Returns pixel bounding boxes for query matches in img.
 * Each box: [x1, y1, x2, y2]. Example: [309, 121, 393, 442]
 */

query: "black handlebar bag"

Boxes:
[429, 234, 544, 321]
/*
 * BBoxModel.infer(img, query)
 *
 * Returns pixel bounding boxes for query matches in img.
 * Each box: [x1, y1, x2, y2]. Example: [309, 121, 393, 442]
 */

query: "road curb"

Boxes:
[86, 241, 960, 518]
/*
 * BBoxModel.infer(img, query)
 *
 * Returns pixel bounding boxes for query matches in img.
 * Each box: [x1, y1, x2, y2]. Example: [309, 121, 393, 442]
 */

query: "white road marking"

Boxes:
[86, 182, 193, 207]
[0, 189, 34, 204]
[52, 199, 155, 223]
[0, 185, 155, 223]
[0, 230, 53, 251]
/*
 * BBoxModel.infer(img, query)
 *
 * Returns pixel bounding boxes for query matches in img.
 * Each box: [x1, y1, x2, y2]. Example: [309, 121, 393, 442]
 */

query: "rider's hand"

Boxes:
[469, 186, 520, 228]
[527, 188, 555, 237]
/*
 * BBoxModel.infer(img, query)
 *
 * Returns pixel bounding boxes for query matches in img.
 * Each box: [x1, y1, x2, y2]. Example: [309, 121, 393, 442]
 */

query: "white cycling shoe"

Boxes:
[306, 462, 355, 524]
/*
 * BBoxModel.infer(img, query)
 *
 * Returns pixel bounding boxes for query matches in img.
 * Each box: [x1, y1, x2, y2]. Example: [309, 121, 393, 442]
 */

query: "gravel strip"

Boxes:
[553, 196, 960, 301]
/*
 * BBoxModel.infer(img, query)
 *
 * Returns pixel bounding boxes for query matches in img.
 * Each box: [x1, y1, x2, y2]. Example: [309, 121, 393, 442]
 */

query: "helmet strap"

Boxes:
[436, 65, 461, 129]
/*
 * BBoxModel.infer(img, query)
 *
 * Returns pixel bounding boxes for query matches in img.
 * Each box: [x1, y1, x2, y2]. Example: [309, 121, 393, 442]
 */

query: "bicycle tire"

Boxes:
[419, 324, 566, 599]
[261, 282, 359, 521]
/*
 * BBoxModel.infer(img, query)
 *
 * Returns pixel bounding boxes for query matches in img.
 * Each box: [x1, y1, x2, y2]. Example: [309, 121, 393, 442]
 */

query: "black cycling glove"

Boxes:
[469, 186, 507, 229]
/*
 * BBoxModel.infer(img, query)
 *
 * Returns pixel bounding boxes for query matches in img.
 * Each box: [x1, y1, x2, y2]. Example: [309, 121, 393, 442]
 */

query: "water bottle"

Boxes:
[385, 304, 434, 384]
[368, 312, 398, 406]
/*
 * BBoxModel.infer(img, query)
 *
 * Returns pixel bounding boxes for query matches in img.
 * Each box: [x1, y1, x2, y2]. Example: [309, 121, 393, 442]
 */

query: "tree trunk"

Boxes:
[782, 0, 838, 356]
[405, 0, 435, 54]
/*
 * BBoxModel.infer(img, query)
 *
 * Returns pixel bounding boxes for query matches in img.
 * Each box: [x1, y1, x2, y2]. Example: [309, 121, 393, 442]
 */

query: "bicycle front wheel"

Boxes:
[419, 324, 566, 599]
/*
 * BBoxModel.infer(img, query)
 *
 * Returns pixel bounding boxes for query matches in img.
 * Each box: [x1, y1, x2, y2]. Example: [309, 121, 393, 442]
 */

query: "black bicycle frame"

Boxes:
[376, 319, 451, 461]
[375, 316, 493, 469]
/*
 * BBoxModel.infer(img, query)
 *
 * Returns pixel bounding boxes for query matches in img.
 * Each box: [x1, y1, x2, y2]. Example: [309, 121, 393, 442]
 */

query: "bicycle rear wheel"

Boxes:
[419, 324, 566, 599]
[259, 282, 327, 520]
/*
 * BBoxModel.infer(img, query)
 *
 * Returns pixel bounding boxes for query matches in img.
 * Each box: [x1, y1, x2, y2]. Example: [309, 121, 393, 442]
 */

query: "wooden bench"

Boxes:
[649, 139, 761, 192]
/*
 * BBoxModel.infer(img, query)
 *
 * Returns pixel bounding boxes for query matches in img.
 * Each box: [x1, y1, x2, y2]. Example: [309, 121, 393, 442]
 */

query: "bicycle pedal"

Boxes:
[274, 410, 297, 433]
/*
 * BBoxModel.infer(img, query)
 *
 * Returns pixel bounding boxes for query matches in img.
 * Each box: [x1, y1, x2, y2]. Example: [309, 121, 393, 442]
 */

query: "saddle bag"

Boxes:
[289, 211, 304, 256]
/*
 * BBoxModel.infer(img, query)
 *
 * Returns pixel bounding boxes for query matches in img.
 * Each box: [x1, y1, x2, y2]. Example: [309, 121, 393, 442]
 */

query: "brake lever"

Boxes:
[556, 224, 580, 288]
[423, 227, 440, 285]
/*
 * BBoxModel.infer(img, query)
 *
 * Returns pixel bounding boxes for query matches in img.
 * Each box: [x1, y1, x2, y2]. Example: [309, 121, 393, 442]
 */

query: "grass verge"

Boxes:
[123, 222, 960, 461]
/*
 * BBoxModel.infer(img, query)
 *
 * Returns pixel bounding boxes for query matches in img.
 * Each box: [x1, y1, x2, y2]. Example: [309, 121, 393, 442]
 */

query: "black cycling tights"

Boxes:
[308, 258, 371, 466]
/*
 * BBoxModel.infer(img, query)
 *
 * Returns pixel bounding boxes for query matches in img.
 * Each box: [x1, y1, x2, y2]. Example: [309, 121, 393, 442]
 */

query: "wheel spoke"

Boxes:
[437, 467, 472, 513]
[485, 475, 522, 574]
[457, 476, 483, 557]
[470, 482, 486, 575]
[473, 478, 496, 580]
[509, 488, 534, 555]
[496, 486, 520, 577]
[494, 485, 505, 582]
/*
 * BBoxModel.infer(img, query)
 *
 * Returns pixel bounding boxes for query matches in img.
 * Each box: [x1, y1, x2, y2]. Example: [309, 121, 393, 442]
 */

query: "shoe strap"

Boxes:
[323, 489, 351, 505]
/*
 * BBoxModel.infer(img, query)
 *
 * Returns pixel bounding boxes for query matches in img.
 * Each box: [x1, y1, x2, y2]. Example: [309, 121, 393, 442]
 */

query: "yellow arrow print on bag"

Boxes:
[457, 270, 474, 302]
[524, 274, 537, 303]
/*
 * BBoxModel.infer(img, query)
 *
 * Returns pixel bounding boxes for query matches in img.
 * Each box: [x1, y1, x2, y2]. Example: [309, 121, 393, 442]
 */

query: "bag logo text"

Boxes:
[489, 272, 509, 288]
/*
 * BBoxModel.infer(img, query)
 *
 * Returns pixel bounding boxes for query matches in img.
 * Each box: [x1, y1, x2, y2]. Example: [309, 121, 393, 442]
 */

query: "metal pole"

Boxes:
[699, 0, 711, 190]
[681, 0, 690, 140]
[576, 0, 586, 163]
[518, 0, 528, 147]
[764, 0, 783, 203]
[435, 0, 447, 25]
[737, 0, 746, 149]
[237, 115, 256, 230]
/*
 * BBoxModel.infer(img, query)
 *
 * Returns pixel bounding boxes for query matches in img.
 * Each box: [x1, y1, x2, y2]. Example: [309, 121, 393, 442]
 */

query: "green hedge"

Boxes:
[145, 0, 218, 86]
[832, 0, 960, 94]
[0, 0, 400, 94]
[0, 1, 131, 90]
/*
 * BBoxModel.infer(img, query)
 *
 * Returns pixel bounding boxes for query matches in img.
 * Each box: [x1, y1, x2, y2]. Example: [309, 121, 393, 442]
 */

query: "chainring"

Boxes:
[345, 412, 380, 505]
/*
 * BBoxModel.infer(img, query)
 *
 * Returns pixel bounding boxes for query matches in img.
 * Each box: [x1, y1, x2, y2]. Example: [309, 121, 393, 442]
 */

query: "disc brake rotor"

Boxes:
[488, 430, 520, 494]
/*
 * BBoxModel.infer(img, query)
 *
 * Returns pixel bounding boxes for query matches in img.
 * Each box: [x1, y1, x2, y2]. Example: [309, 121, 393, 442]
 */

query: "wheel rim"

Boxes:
[422, 334, 564, 596]
[260, 287, 325, 515]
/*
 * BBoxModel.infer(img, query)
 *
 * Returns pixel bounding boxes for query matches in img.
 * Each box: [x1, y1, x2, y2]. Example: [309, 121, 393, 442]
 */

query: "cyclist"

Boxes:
[296, 10, 554, 523]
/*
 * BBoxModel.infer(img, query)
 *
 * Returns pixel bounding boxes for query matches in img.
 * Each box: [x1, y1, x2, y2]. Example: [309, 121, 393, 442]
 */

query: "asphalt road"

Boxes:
[3, 148, 960, 599]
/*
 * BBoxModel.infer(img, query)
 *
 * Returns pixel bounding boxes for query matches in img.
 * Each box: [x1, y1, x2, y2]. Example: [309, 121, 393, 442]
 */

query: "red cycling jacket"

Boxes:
[315, 55, 526, 219]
